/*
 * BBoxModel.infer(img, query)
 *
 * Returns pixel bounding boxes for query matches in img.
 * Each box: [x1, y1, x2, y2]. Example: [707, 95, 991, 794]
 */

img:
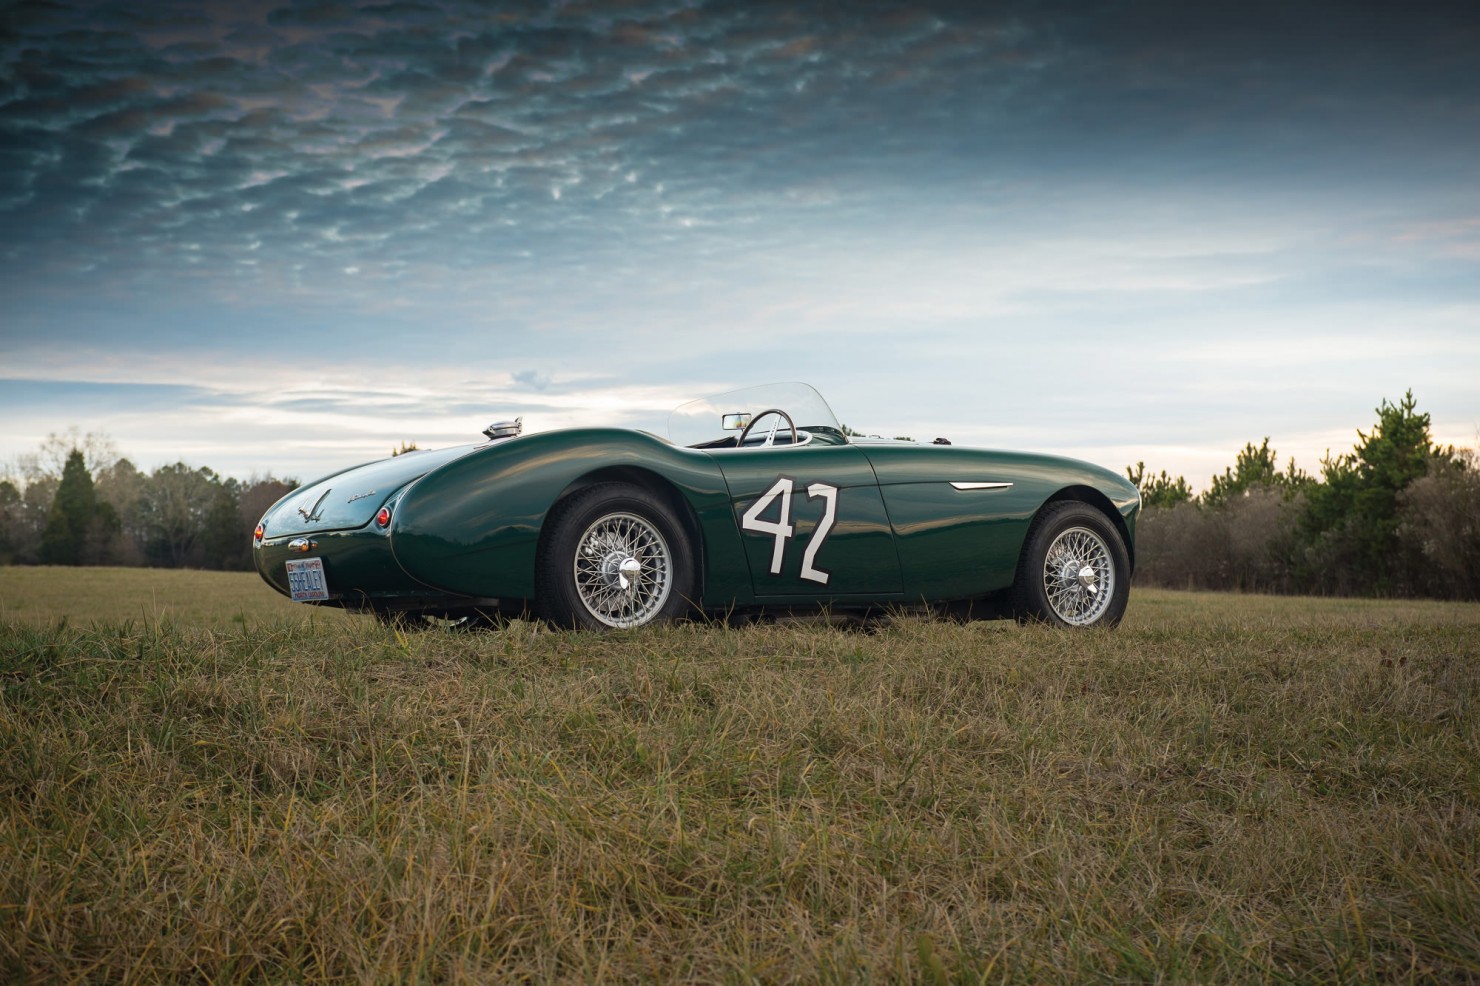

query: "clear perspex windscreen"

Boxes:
[667, 382, 843, 448]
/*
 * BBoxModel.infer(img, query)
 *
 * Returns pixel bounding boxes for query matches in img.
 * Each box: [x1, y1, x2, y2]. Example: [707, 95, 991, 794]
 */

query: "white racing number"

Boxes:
[741, 477, 794, 575]
[801, 482, 838, 584]
[740, 477, 841, 584]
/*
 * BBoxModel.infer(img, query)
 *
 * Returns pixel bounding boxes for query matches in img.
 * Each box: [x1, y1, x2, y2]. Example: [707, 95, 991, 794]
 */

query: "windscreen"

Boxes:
[667, 382, 845, 448]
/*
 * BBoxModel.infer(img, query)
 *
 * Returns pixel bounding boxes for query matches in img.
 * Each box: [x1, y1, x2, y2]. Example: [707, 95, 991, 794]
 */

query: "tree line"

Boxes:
[1128, 391, 1480, 600]
[4, 396, 1477, 600]
[0, 431, 295, 571]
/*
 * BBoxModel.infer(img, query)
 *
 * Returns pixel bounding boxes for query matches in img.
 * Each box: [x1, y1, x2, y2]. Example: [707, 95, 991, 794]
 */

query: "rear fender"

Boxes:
[389, 430, 742, 602]
[543, 465, 722, 605]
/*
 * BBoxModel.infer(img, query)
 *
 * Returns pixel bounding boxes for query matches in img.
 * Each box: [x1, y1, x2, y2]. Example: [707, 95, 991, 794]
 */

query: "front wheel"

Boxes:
[537, 482, 697, 630]
[1012, 501, 1130, 628]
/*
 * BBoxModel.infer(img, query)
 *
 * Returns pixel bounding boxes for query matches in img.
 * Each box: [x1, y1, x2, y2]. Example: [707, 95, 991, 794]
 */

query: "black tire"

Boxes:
[1012, 501, 1130, 629]
[537, 482, 697, 630]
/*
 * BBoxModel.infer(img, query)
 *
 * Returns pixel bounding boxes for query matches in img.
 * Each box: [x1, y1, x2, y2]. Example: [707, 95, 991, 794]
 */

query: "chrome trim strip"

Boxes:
[950, 481, 1014, 491]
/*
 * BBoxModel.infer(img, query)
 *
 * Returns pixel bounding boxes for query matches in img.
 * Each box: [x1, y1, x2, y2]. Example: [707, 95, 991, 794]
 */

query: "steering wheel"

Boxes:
[737, 408, 798, 447]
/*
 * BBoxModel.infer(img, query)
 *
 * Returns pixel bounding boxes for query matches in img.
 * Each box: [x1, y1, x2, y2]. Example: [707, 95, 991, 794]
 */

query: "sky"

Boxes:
[2, 0, 1478, 489]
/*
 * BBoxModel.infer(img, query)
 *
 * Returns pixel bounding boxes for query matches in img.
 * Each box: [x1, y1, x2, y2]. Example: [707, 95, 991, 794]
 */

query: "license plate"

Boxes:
[285, 558, 330, 602]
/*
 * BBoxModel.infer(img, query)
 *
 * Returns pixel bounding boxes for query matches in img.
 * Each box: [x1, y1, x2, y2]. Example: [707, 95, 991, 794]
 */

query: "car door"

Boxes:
[710, 444, 902, 598]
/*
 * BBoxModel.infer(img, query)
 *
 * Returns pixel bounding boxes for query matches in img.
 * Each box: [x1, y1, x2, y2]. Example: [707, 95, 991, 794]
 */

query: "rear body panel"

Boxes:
[265, 445, 478, 539]
[258, 525, 434, 605]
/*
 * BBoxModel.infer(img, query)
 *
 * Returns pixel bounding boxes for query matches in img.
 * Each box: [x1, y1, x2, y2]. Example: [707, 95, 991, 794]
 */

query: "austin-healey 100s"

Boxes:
[254, 383, 1139, 629]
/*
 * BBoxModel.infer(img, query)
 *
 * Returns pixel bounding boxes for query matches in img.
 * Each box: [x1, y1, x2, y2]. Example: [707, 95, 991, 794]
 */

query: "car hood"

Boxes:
[264, 444, 481, 537]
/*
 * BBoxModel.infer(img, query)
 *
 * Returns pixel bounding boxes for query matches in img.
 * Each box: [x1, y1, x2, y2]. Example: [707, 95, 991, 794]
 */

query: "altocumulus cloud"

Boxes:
[14, 0, 1472, 304]
[3, 0, 983, 302]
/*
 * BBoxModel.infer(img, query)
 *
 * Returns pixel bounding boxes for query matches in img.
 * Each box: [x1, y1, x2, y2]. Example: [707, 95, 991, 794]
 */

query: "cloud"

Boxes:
[7, 0, 1475, 305]
[512, 368, 551, 390]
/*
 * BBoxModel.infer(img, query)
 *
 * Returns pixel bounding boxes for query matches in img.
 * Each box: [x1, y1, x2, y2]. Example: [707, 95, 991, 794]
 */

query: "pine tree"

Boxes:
[1125, 462, 1194, 509]
[1202, 439, 1311, 507]
[0, 480, 22, 563]
[39, 450, 102, 565]
[1300, 391, 1445, 593]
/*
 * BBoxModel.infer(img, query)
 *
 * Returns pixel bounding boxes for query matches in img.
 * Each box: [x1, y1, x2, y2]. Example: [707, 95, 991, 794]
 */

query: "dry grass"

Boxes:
[0, 565, 356, 627]
[2, 570, 1478, 982]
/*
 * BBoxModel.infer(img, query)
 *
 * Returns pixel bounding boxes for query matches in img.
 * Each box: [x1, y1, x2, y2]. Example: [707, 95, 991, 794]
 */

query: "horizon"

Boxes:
[3, 384, 1468, 497]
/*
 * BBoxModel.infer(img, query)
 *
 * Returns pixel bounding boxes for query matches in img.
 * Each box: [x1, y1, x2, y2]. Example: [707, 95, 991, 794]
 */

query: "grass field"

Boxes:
[0, 565, 357, 627]
[2, 568, 1478, 982]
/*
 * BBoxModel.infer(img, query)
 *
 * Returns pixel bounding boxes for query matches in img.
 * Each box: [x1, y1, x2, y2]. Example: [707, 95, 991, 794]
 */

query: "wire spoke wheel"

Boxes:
[1040, 526, 1115, 626]
[539, 482, 695, 631]
[572, 511, 673, 628]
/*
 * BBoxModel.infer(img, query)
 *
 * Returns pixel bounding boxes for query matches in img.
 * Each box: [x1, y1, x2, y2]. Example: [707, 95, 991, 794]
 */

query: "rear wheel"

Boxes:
[538, 482, 696, 630]
[1012, 501, 1130, 628]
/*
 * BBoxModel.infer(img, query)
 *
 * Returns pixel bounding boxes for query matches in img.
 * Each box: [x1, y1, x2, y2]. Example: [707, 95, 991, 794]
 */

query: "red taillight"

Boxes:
[376, 507, 391, 528]
[254, 524, 265, 542]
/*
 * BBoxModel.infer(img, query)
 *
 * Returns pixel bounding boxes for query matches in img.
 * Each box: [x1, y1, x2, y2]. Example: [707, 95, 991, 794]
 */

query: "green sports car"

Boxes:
[253, 383, 1139, 629]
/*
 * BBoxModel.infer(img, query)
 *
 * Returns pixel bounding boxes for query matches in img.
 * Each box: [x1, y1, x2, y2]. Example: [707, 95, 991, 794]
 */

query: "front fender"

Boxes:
[861, 444, 1140, 600]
